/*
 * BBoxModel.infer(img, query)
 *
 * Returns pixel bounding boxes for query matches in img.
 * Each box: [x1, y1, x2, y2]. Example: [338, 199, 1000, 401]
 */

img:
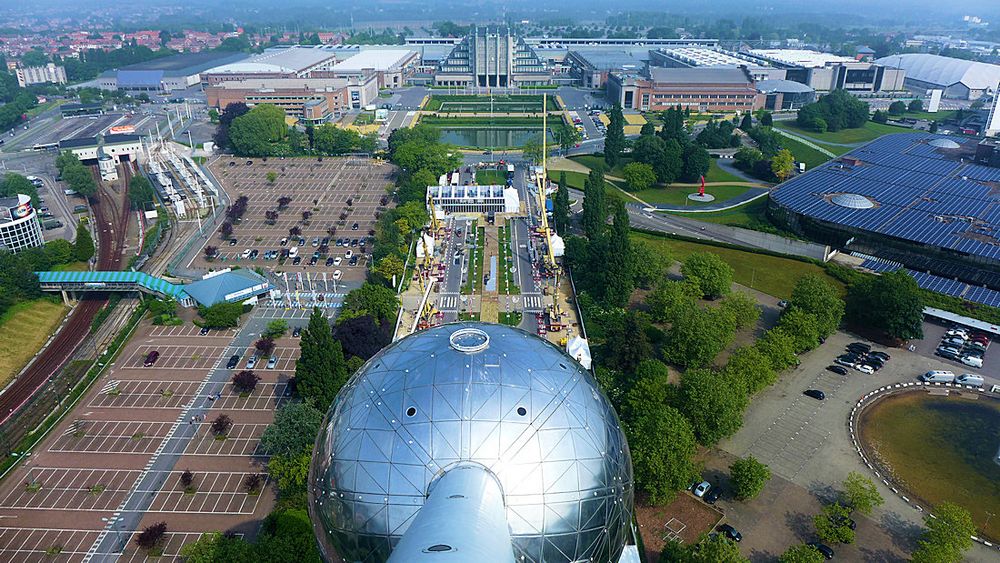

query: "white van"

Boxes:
[920, 370, 955, 383]
[289, 246, 299, 258]
[956, 374, 985, 387]
[960, 355, 983, 368]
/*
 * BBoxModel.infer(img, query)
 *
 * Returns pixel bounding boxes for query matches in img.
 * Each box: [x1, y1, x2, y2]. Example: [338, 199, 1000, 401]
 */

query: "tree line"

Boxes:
[610, 106, 712, 192]
[213, 103, 377, 157]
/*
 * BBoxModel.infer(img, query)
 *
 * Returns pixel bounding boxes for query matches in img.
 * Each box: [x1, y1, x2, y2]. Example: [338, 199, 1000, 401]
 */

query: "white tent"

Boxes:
[566, 336, 592, 369]
[549, 233, 565, 257]
[415, 232, 435, 258]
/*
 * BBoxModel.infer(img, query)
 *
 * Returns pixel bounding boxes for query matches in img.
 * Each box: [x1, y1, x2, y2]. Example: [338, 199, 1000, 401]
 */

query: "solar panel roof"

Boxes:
[771, 133, 1000, 261]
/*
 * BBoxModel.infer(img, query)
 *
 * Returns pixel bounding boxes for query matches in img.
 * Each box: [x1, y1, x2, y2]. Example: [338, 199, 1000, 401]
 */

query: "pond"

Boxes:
[859, 392, 1000, 540]
[436, 128, 555, 149]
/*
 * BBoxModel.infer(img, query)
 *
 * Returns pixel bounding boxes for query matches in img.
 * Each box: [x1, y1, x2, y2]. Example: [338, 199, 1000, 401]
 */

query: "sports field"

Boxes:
[0, 299, 68, 387]
[423, 94, 561, 113]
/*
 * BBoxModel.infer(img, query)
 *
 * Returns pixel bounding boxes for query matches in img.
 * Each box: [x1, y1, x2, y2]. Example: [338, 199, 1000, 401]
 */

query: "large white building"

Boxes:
[749, 49, 905, 93]
[427, 184, 520, 216]
[329, 49, 419, 89]
[201, 46, 344, 86]
[0, 194, 44, 252]
[876, 53, 1000, 100]
[15, 63, 67, 87]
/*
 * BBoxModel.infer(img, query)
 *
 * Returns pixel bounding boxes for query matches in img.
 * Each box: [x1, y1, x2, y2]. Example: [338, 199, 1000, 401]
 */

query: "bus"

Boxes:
[32, 142, 58, 151]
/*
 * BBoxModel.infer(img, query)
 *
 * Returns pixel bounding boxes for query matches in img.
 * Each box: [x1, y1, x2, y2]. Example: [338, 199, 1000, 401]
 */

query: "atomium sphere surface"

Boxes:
[309, 322, 634, 563]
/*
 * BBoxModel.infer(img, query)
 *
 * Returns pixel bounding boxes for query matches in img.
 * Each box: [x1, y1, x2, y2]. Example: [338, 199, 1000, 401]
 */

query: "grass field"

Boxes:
[903, 110, 957, 122]
[353, 112, 375, 125]
[779, 134, 839, 167]
[419, 115, 548, 127]
[632, 231, 843, 299]
[51, 261, 89, 272]
[860, 392, 1000, 541]
[705, 160, 744, 183]
[552, 170, 625, 194]
[475, 169, 508, 185]
[568, 154, 632, 178]
[775, 120, 911, 145]
[0, 299, 68, 387]
[423, 94, 560, 113]
[630, 184, 753, 206]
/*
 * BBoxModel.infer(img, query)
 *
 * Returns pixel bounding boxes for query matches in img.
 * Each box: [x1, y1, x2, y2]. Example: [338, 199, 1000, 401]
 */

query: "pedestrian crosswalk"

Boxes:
[437, 293, 460, 311]
[521, 293, 544, 311]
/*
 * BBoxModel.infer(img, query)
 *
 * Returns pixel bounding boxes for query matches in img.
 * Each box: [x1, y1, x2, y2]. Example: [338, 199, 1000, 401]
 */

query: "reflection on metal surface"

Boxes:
[310, 322, 634, 563]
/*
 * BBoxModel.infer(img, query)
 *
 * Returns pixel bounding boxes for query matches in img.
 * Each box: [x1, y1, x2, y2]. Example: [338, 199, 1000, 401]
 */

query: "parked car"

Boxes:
[827, 365, 849, 375]
[835, 356, 857, 368]
[199, 327, 210, 336]
[961, 355, 984, 368]
[333, 257, 342, 266]
[804, 389, 826, 400]
[717, 524, 742, 542]
[246, 356, 257, 369]
[267, 356, 278, 369]
[855, 364, 875, 375]
[847, 342, 871, 354]
[869, 351, 891, 362]
[280, 237, 288, 246]
[693, 481, 711, 498]
[704, 487, 722, 504]
[333, 270, 343, 280]
[325, 257, 335, 266]
[143, 350, 160, 367]
[345, 250, 353, 259]
[292, 326, 302, 337]
[292, 256, 302, 265]
[227, 354, 241, 369]
[956, 374, 985, 387]
[807, 542, 834, 560]
[920, 370, 955, 383]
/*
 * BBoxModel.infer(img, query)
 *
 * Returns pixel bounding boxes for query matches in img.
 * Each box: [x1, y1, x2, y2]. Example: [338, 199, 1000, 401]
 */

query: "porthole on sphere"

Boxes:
[405, 406, 416, 417]
[424, 544, 454, 552]
[516, 406, 527, 416]
[448, 494, 465, 499]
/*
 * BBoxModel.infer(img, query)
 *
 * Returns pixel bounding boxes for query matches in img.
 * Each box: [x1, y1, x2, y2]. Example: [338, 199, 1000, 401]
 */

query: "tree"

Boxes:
[760, 111, 773, 126]
[723, 345, 776, 396]
[796, 90, 869, 132]
[665, 533, 748, 563]
[332, 314, 392, 361]
[231, 370, 260, 393]
[841, 471, 884, 515]
[277, 195, 291, 210]
[553, 171, 570, 234]
[243, 473, 263, 494]
[630, 240, 667, 289]
[211, 414, 233, 437]
[777, 308, 821, 353]
[681, 252, 733, 299]
[730, 456, 771, 500]
[266, 171, 278, 183]
[929, 121, 939, 133]
[314, 124, 364, 155]
[680, 368, 748, 445]
[220, 221, 233, 240]
[681, 144, 711, 183]
[664, 304, 736, 368]
[260, 401, 325, 457]
[603, 310, 652, 373]
[814, 502, 856, 544]
[581, 169, 607, 240]
[521, 134, 544, 164]
[600, 200, 634, 307]
[179, 532, 255, 563]
[640, 121, 655, 136]
[626, 404, 698, 504]
[604, 104, 626, 167]
[739, 113, 753, 131]
[771, 148, 795, 182]
[633, 135, 682, 184]
[755, 328, 799, 371]
[202, 245, 218, 261]
[375, 255, 404, 288]
[264, 319, 288, 339]
[888, 100, 907, 115]
[135, 522, 167, 552]
[268, 450, 312, 496]
[1, 173, 40, 208]
[265, 210, 279, 225]
[199, 301, 244, 328]
[73, 222, 95, 262]
[871, 109, 888, 124]
[846, 269, 924, 340]
[340, 283, 399, 325]
[789, 274, 844, 338]
[647, 280, 698, 324]
[719, 291, 760, 330]
[779, 544, 826, 563]
[255, 337, 276, 357]
[295, 307, 348, 409]
[228, 104, 287, 156]
[911, 502, 975, 563]
[288, 226, 301, 237]
[622, 162, 656, 191]
[127, 174, 155, 209]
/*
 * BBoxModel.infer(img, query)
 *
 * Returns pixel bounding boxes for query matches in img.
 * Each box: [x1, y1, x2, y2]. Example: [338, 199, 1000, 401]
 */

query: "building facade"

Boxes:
[608, 67, 761, 113]
[15, 63, 67, 87]
[201, 46, 344, 86]
[748, 49, 905, 93]
[58, 134, 142, 164]
[434, 27, 549, 88]
[0, 194, 44, 252]
[205, 77, 374, 122]
[427, 184, 520, 216]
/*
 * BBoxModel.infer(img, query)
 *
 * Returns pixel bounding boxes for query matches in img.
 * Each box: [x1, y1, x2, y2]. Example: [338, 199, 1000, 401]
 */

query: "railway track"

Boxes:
[0, 164, 131, 426]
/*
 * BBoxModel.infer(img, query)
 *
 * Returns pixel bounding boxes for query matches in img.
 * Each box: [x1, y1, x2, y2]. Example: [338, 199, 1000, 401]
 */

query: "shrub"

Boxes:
[135, 522, 167, 551]
[232, 370, 260, 393]
[211, 414, 233, 437]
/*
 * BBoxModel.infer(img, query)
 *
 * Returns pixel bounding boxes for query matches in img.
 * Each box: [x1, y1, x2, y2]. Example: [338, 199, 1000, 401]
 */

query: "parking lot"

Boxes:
[0, 313, 295, 557]
[199, 157, 394, 285]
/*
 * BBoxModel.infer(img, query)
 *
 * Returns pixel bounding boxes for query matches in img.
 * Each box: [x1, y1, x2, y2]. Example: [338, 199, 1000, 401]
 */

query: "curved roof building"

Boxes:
[876, 53, 1000, 100]
[309, 323, 634, 563]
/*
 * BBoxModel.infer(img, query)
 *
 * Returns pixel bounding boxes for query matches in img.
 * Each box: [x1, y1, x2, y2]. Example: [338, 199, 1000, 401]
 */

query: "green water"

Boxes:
[860, 392, 1000, 539]
[436, 128, 555, 149]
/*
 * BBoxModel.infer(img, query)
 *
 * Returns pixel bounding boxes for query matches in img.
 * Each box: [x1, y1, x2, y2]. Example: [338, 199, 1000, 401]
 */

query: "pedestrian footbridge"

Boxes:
[36, 268, 272, 308]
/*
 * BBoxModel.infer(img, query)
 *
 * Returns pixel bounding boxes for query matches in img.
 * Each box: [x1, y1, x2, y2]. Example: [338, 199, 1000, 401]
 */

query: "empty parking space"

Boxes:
[0, 528, 100, 561]
[89, 380, 202, 409]
[143, 471, 267, 514]
[0, 468, 140, 511]
[123, 344, 228, 370]
[744, 371, 849, 479]
[148, 325, 238, 339]
[49, 420, 174, 455]
[184, 423, 268, 457]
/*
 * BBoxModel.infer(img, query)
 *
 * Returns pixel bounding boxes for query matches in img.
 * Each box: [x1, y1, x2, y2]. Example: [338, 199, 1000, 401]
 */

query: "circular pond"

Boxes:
[859, 391, 1000, 540]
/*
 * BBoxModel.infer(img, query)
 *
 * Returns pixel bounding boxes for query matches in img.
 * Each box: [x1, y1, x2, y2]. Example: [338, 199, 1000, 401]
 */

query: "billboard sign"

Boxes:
[11, 201, 32, 219]
[109, 125, 136, 134]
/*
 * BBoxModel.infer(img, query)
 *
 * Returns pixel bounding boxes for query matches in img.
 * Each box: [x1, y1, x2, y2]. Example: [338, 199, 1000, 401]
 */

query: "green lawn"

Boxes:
[353, 112, 375, 125]
[632, 231, 844, 299]
[553, 170, 625, 193]
[419, 115, 548, 127]
[476, 169, 508, 185]
[903, 110, 957, 122]
[424, 94, 560, 113]
[0, 299, 68, 387]
[498, 220, 520, 295]
[705, 159, 744, 183]
[775, 120, 912, 145]
[779, 135, 839, 168]
[568, 154, 632, 178]
[51, 261, 89, 272]
[630, 184, 752, 206]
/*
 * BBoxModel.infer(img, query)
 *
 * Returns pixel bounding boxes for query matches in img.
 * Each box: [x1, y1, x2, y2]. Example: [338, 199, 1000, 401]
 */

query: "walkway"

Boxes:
[640, 188, 770, 213]
[774, 127, 845, 157]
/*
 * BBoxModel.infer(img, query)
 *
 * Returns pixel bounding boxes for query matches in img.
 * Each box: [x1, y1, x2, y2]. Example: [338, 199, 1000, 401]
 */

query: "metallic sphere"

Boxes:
[309, 323, 634, 562]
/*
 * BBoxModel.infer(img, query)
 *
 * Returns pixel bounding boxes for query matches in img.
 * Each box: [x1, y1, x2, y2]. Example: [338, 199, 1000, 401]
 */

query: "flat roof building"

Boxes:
[651, 48, 782, 82]
[756, 79, 816, 110]
[565, 50, 649, 89]
[608, 67, 761, 113]
[205, 78, 357, 124]
[15, 63, 67, 87]
[428, 184, 520, 216]
[747, 49, 905, 93]
[328, 49, 419, 89]
[202, 46, 344, 86]
[875, 53, 1000, 100]
[59, 134, 142, 164]
[98, 51, 247, 93]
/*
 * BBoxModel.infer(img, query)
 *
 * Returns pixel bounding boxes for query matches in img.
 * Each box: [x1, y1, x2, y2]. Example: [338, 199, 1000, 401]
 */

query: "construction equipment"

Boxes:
[534, 94, 561, 276]
[427, 190, 443, 235]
